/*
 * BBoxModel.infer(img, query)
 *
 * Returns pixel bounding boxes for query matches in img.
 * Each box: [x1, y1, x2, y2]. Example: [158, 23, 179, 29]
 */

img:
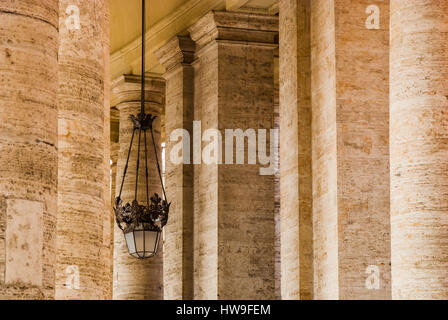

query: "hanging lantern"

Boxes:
[114, 0, 170, 259]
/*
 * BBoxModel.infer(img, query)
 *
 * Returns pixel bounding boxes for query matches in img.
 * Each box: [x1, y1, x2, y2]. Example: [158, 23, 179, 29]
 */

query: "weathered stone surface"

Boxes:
[279, 0, 314, 300]
[56, 0, 111, 300]
[390, 0, 448, 300]
[0, 0, 59, 300]
[189, 11, 278, 50]
[102, 0, 113, 300]
[310, 0, 338, 299]
[189, 11, 278, 300]
[155, 36, 195, 300]
[273, 50, 281, 300]
[112, 75, 165, 300]
[5, 200, 43, 286]
[310, 0, 391, 299]
[2, 0, 447, 302]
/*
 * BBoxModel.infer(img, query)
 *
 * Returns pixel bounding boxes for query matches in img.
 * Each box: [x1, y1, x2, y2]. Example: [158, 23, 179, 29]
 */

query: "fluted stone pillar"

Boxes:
[278, 0, 313, 300]
[155, 36, 195, 300]
[390, 0, 448, 300]
[112, 75, 165, 300]
[0, 0, 59, 299]
[189, 11, 278, 299]
[310, 0, 391, 299]
[56, 0, 111, 300]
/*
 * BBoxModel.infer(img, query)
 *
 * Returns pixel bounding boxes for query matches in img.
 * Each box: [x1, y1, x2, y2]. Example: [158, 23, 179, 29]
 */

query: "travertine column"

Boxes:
[0, 0, 59, 299]
[102, 0, 113, 300]
[112, 75, 165, 300]
[279, 0, 313, 300]
[111, 107, 120, 209]
[155, 36, 195, 300]
[310, 0, 391, 299]
[273, 50, 281, 300]
[56, 0, 111, 300]
[109, 108, 120, 299]
[189, 11, 278, 300]
[390, 0, 448, 300]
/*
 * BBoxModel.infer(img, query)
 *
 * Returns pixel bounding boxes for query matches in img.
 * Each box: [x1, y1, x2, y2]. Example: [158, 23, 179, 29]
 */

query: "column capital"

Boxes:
[111, 74, 165, 109]
[188, 11, 278, 51]
[154, 36, 195, 73]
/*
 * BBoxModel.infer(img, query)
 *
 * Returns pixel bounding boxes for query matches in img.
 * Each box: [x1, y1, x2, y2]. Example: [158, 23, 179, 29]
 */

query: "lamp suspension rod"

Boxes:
[141, 0, 146, 115]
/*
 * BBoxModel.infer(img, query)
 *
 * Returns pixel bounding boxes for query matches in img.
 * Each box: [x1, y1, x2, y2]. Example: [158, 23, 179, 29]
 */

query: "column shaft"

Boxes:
[390, 0, 448, 299]
[155, 36, 195, 300]
[311, 0, 391, 299]
[110, 108, 120, 299]
[189, 11, 278, 299]
[56, 0, 111, 300]
[273, 50, 281, 300]
[279, 0, 314, 300]
[102, 0, 113, 300]
[0, 0, 59, 299]
[113, 75, 165, 300]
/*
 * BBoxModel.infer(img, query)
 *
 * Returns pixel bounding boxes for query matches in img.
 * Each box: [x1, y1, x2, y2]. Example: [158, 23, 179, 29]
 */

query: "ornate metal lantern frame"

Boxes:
[114, 0, 170, 259]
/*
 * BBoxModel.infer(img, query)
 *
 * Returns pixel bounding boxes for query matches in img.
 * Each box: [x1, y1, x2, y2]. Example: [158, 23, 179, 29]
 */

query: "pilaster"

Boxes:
[189, 11, 278, 299]
[155, 36, 196, 300]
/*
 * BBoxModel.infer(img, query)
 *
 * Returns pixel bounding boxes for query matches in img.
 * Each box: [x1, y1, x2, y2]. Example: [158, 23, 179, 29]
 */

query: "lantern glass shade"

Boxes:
[124, 229, 161, 259]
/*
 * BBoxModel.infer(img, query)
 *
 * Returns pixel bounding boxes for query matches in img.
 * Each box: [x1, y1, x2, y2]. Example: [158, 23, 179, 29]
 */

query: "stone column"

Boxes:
[109, 108, 120, 299]
[310, 0, 391, 299]
[189, 11, 278, 300]
[390, 0, 448, 300]
[0, 1, 59, 299]
[273, 49, 281, 300]
[112, 75, 165, 300]
[56, 0, 111, 300]
[102, 0, 113, 300]
[278, 0, 313, 300]
[155, 36, 195, 300]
